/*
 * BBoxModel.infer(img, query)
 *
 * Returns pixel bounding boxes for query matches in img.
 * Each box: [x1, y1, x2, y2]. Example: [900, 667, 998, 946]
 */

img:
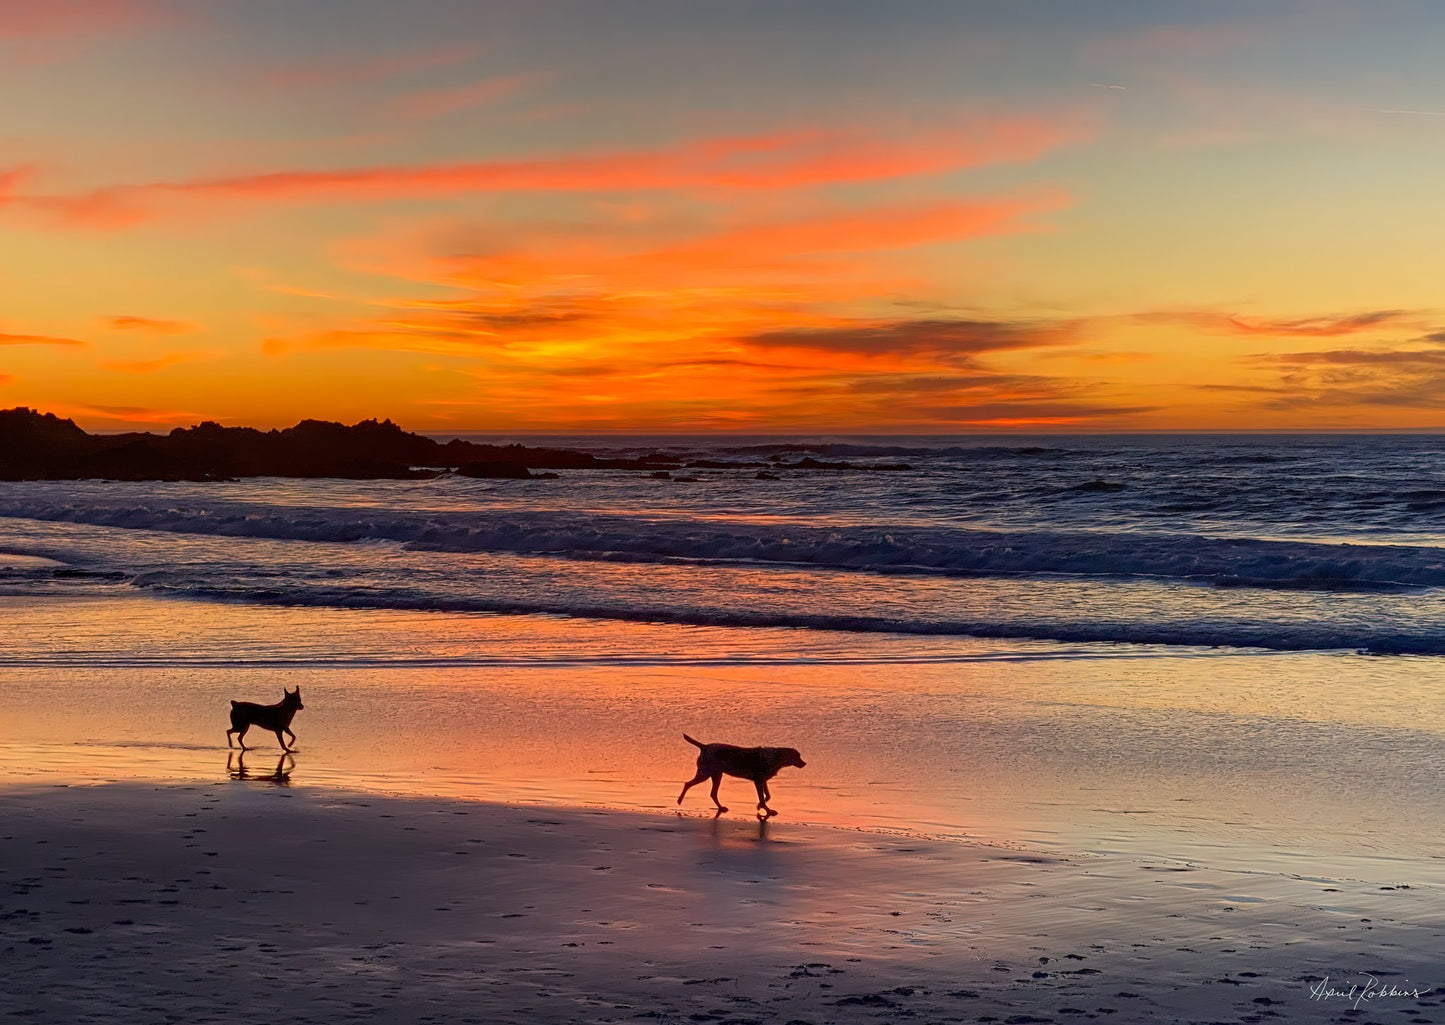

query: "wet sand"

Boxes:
[2, 781, 1439, 1025]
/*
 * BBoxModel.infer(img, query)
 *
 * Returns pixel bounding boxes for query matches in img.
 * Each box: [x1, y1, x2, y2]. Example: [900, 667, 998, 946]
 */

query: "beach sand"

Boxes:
[2, 781, 1439, 1025]
[4, 596, 1444, 1022]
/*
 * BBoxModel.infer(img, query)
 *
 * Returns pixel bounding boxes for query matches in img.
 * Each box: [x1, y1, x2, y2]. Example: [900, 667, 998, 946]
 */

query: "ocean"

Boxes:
[3, 433, 1444, 885]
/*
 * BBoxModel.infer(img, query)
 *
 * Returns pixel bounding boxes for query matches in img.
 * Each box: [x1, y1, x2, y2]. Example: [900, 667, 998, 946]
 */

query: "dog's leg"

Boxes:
[708, 774, 728, 814]
[226, 728, 236, 749]
[235, 724, 250, 750]
[274, 729, 291, 752]
[678, 771, 708, 805]
[754, 781, 777, 818]
[284, 727, 297, 749]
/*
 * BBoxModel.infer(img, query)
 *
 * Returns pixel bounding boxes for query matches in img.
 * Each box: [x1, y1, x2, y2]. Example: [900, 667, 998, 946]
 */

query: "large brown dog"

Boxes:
[226, 687, 304, 752]
[677, 733, 806, 817]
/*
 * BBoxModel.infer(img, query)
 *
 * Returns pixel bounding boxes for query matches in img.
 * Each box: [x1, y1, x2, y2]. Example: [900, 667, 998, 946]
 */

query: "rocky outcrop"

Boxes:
[0, 408, 666, 481]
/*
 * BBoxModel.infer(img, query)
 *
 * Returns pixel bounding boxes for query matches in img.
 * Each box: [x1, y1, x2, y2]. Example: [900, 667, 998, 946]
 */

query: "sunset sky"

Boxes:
[5, 0, 1445, 432]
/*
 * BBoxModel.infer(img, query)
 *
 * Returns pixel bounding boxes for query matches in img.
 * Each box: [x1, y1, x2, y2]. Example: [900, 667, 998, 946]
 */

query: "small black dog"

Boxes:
[226, 687, 304, 752]
[677, 733, 806, 817]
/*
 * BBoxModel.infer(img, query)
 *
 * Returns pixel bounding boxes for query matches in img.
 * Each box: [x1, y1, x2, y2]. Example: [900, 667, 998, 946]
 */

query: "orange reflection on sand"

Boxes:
[5, 596, 1445, 876]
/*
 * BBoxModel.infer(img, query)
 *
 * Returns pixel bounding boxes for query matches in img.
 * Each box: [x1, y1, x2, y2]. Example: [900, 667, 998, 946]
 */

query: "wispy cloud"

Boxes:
[0, 0, 161, 39]
[0, 331, 86, 347]
[0, 166, 32, 201]
[742, 316, 1078, 360]
[1232, 324, 1445, 410]
[14, 110, 1092, 228]
[104, 315, 198, 334]
[255, 43, 480, 91]
[63, 402, 206, 427]
[1136, 309, 1415, 338]
[100, 350, 217, 374]
[387, 72, 541, 121]
[915, 400, 1160, 427]
[1080, 19, 1271, 68]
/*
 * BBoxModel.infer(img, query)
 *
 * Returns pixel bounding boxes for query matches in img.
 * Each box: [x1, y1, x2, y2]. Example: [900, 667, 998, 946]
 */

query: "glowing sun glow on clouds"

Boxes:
[5, 1, 1445, 431]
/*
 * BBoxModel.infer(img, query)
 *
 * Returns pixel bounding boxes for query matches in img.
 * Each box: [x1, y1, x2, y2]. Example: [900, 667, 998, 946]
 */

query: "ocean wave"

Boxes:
[132, 580, 1445, 654]
[717, 442, 1079, 459]
[0, 647, 1164, 670]
[5, 498, 1445, 592]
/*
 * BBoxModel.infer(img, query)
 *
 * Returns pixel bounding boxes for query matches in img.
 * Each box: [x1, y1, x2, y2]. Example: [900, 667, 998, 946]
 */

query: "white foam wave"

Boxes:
[4, 498, 1445, 591]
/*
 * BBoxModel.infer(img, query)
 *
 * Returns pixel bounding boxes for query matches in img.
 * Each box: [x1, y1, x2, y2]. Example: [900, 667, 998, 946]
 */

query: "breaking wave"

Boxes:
[3, 497, 1445, 592]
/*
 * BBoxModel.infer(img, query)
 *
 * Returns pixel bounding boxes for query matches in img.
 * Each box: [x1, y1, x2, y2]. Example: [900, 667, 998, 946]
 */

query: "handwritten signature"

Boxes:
[1309, 974, 1431, 1010]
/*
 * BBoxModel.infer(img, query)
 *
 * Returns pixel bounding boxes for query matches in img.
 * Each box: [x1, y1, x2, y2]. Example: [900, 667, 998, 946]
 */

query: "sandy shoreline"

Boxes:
[1, 782, 1439, 1024]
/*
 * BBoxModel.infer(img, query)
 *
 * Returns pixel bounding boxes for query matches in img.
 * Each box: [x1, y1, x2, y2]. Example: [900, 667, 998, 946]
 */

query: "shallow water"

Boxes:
[4, 435, 1445, 893]
[4, 593, 1443, 890]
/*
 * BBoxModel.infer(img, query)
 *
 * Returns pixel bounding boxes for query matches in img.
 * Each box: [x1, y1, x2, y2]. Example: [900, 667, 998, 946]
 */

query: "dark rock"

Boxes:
[455, 461, 535, 480]
[0, 407, 591, 481]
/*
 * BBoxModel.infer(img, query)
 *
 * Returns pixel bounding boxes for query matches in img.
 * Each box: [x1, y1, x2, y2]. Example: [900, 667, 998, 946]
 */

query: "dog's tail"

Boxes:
[683, 733, 705, 748]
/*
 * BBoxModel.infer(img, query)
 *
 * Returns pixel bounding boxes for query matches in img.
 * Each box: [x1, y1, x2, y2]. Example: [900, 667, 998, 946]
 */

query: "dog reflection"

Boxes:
[703, 809, 774, 847]
[227, 749, 294, 785]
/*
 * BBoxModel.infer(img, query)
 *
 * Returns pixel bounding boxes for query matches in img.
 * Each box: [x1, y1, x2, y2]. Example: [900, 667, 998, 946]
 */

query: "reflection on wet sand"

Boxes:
[227, 749, 294, 785]
[702, 808, 775, 848]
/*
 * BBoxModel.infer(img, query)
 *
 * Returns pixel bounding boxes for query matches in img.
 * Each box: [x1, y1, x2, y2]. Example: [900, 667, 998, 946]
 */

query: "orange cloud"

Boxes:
[21, 111, 1090, 227]
[0, 331, 86, 347]
[645, 192, 1066, 269]
[104, 315, 199, 334]
[372, 192, 1064, 308]
[62, 403, 205, 427]
[100, 350, 217, 374]
[388, 73, 541, 120]
[0, 166, 31, 201]
[259, 191, 1071, 420]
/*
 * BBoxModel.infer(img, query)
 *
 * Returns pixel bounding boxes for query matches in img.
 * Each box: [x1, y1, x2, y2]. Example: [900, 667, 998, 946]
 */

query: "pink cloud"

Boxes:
[0, 166, 32, 202]
[256, 43, 481, 91]
[0, 0, 158, 38]
[18, 110, 1092, 228]
[1085, 21, 1265, 60]
[387, 73, 542, 121]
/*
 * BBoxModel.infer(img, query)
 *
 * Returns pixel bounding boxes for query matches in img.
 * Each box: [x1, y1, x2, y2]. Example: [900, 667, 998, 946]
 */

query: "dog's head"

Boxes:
[283, 686, 304, 710]
[780, 748, 805, 770]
